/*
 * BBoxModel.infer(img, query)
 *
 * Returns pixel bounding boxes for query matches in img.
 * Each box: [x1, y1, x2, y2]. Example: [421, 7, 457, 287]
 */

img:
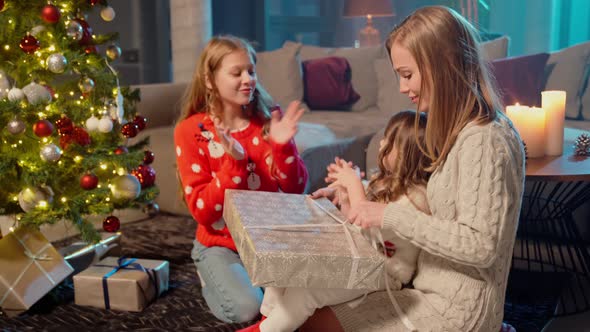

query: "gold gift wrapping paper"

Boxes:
[223, 190, 385, 290]
[73, 256, 169, 312]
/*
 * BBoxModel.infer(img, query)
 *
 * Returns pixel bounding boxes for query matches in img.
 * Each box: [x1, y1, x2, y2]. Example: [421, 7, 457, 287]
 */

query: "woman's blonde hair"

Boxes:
[386, 6, 502, 171]
[177, 35, 275, 130]
[366, 110, 430, 213]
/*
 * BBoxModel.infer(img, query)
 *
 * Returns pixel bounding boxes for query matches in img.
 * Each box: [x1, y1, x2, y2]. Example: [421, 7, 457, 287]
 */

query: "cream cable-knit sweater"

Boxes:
[334, 118, 525, 332]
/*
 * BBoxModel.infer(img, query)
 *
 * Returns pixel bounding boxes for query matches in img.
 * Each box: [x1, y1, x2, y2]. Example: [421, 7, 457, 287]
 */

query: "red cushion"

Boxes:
[491, 52, 550, 107]
[302, 56, 360, 110]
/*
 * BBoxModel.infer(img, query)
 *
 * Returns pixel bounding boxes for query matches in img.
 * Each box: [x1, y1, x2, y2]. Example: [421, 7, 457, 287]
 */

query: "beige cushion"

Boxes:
[374, 58, 415, 115]
[365, 128, 385, 177]
[256, 42, 305, 111]
[546, 41, 590, 119]
[481, 36, 510, 61]
[287, 41, 387, 111]
[132, 82, 188, 129]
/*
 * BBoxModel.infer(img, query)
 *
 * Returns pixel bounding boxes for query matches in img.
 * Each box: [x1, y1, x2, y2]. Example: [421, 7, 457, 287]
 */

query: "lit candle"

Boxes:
[505, 104, 546, 158]
[542, 90, 566, 156]
[506, 103, 528, 132]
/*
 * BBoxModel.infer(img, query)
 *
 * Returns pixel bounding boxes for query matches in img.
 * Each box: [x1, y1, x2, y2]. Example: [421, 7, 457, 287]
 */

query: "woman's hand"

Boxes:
[213, 117, 245, 160]
[347, 200, 387, 229]
[269, 101, 305, 144]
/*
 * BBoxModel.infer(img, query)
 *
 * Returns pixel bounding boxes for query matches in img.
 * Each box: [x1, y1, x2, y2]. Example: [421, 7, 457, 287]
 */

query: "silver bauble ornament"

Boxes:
[78, 77, 94, 93]
[86, 115, 99, 131]
[46, 53, 68, 73]
[8, 87, 25, 102]
[100, 6, 116, 21]
[98, 116, 113, 133]
[66, 20, 83, 41]
[106, 45, 121, 61]
[0, 70, 9, 99]
[18, 185, 54, 212]
[6, 118, 26, 135]
[110, 175, 141, 201]
[142, 202, 160, 217]
[22, 82, 52, 105]
[40, 143, 62, 162]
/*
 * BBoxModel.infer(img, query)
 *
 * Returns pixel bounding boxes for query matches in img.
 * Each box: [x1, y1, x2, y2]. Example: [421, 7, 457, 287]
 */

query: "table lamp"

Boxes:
[343, 0, 394, 47]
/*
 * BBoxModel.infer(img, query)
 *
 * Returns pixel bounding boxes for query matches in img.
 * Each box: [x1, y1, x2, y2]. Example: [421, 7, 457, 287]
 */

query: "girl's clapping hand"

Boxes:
[269, 101, 305, 144]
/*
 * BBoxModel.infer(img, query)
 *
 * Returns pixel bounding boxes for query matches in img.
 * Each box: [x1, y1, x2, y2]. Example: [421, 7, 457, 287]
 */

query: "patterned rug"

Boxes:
[0, 214, 252, 332]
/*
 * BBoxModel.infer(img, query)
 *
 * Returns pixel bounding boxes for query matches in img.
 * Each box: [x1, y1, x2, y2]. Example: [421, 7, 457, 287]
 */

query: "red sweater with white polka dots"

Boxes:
[174, 112, 308, 251]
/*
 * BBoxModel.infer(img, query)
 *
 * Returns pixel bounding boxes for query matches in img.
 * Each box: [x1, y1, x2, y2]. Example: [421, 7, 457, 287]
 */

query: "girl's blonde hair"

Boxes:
[366, 110, 430, 213]
[177, 35, 275, 130]
[386, 6, 502, 172]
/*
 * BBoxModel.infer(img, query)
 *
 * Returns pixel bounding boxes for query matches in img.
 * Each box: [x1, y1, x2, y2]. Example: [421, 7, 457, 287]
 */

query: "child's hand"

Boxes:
[325, 157, 364, 184]
[325, 157, 362, 190]
[269, 101, 305, 144]
[213, 117, 245, 160]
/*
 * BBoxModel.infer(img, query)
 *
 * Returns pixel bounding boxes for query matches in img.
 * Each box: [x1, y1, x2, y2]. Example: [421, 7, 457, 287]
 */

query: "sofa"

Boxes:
[131, 37, 590, 217]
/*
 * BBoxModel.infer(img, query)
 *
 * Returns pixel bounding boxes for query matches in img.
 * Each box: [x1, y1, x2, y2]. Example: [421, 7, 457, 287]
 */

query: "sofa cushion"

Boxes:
[545, 41, 590, 119]
[256, 42, 307, 111]
[300, 106, 390, 139]
[491, 52, 550, 107]
[302, 56, 360, 110]
[374, 58, 415, 115]
[131, 82, 188, 129]
[286, 41, 386, 111]
[481, 36, 510, 61]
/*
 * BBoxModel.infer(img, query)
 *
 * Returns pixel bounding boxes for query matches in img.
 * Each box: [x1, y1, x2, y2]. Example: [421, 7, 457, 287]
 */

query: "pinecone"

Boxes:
[574, 133, 590, 156]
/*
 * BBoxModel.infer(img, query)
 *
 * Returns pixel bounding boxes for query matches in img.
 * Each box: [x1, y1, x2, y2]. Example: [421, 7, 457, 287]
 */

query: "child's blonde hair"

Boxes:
[177, 35, 275, 129]
[386, 6, 502, 172]
[366, 111, 430, 213]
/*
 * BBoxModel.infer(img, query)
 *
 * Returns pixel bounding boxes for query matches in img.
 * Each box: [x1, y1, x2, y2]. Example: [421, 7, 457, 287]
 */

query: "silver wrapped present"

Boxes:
[223, 190, 385, 290]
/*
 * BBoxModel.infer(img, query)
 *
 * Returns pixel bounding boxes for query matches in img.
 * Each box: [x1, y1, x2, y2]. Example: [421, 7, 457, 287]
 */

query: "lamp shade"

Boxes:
[343, 0, 394, 17]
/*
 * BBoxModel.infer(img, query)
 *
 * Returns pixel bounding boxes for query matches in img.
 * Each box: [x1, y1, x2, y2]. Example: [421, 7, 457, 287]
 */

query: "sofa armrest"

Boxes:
[131, 82, 188, 129]
[300, 134, 374, 193]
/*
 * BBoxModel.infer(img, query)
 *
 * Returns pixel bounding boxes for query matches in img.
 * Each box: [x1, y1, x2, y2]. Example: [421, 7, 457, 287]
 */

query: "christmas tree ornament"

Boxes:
[98, 116, 113, 133]
[18, 185, 54, 212]
[74, 18, 93, 45]
[66, 20, 84, 41]
[143, 150, 155, 165]
[80, 173, 99, 190]
[40, 143, 62, 162]
[56, 116, 74, 136]
[142, 202, 160, 217]
[7, 118, 26, 135]
[88, 0, 100, 5]
[110, 174, 141, 201]
[133, 115, 147, 131]
[121, 122, 139, 138]
[30, 25, 46, 37]
[33, 119, 54, 137]
[85, 115, 99, 131]
[41, 4, 61, 24]
[73, 127, 91, 146]
[7, 87, 25, 102]
[574, 133, 590, 156]
[100, 6, 116, 22]
[102, 216, 120, 232]
[19, 34, 40, 54]
[131, 164, 156, 188]
[22, 82, 52, 104]
[106, 44, 121, 61]
[78, 77, 95, 93]
[84, 45, 99, 55]
[46, 53, 68, 73]
[0, 70, 9, 98]
[114, 146, 128, 155]
[0, 0, 4, 12]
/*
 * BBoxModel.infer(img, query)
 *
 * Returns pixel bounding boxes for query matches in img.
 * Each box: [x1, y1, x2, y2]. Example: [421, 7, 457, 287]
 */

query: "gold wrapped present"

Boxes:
[0, 226, 74, 317]
[223, 190, 385, 290]
[73, 256, 169, 311]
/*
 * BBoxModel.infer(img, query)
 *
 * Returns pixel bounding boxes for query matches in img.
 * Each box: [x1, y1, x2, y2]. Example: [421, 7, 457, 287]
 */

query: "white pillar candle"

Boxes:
[520, 106, 547, 158]
[542, 90, 566, 156]
[506, 103, 528, 132]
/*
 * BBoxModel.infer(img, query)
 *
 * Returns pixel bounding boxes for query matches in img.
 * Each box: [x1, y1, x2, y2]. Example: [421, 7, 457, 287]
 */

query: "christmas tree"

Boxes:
[0, 0, 158, 242]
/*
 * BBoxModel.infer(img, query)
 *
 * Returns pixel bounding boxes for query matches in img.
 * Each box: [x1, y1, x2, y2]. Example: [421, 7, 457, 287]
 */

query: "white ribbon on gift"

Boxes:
[0, 231, 56, 307]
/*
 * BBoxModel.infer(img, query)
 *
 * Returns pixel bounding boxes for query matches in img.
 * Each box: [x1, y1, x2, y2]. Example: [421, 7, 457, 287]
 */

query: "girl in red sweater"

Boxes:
[174, 35, 308, 324]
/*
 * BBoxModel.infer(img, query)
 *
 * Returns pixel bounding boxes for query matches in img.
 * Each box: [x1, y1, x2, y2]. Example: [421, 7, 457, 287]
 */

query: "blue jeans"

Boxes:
[191, 240, 263, 323]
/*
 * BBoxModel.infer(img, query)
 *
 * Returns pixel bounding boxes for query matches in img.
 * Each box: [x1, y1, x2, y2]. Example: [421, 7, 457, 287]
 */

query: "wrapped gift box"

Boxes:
[223, 190, 385, 290]
[73, 256, 169, 311]
[0, 226, 74, 317]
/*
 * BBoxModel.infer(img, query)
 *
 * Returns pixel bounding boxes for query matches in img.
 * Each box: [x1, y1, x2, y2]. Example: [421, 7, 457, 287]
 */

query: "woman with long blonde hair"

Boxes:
[308, 6, 524, 332]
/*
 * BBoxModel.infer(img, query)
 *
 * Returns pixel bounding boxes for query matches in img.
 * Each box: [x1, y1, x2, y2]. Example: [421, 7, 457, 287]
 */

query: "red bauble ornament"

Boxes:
[80, 173, 98, 190]
[73, 127, 91, 146]
[0, 0, 5, 12]
[114, 146, 129, 155]
[41, 4, 61, 23]
[143, 150, 155, 165]
[133, 115, 148, 131]
[131, 164, 156, 188]
[121, 123, 139, 138]
[84, 45, 99, 55]
[59, 135, 72, 149]
[19, 34, 40, 54]
[103, 216, 120, 232]
[88, 0, 100, 5]
[56, 116, 74, 136]
[74, 18, 93, 45]
[33, 120, 54, 137]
